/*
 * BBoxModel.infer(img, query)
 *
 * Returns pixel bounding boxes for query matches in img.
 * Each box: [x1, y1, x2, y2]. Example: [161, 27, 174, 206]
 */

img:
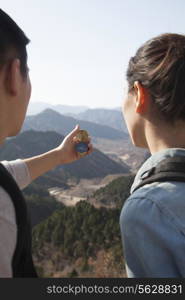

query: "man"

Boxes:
[0, 9, 92, 277]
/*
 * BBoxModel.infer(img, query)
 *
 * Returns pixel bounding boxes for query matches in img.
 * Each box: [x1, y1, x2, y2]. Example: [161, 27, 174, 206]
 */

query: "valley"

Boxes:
[48, 174, 126, 207]
[92, 137, 148, 172]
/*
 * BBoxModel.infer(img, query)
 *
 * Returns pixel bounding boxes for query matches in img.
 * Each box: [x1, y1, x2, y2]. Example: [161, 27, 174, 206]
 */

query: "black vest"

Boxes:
[0, 163, 37, 277]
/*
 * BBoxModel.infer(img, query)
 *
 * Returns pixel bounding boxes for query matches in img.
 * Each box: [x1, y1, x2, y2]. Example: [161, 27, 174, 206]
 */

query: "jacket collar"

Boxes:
[130, 148, 185, 194]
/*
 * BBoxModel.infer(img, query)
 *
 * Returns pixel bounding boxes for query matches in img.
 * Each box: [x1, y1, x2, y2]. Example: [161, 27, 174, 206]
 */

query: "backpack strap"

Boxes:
[132, 156, 185, 193]
[0, 163, 37, 277]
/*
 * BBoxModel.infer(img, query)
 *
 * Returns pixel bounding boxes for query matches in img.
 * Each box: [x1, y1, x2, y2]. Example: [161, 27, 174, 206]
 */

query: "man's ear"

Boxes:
[134, 81, 148, 114]
[5, 58, 22, 96]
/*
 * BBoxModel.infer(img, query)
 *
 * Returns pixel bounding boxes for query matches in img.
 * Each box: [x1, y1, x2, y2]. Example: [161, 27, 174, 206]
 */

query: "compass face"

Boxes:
[75, 142, 88, 153]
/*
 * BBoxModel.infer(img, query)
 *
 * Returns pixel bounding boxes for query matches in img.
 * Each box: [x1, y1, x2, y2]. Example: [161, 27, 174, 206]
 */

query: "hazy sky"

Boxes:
[1, 0, 185, 108]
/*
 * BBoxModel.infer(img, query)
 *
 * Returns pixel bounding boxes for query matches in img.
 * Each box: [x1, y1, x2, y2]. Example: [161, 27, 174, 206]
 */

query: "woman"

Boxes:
[120, 33, 185, 277]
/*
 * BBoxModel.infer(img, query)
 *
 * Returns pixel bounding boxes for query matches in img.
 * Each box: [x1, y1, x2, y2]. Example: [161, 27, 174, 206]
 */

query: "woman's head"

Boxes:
[123, 33, 185, 150]
[127, 33, 185, 122]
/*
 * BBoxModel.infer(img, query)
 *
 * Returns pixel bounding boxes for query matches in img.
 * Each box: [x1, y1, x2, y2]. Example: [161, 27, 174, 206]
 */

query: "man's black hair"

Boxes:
[0, 9, 30, 76]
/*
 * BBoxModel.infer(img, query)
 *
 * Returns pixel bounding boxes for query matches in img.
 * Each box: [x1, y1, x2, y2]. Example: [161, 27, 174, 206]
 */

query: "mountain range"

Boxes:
[27, 101, 121, 116]
[27, 102, 127, 133]
[67, 108, 127, 133]
[0, 130, 130, 188]
[21, 108, 149, 171]
[27, 102, 89, 115]
[22, 109, 128, 140]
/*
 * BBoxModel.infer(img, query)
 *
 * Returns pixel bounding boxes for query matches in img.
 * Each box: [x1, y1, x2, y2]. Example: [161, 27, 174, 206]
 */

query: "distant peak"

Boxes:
[39, 108, 62, 116]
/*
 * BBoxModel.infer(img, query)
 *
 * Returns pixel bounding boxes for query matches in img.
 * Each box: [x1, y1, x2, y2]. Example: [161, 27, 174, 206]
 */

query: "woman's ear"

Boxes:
[134, 81, 148, 114]
[5, 58, 22, 96]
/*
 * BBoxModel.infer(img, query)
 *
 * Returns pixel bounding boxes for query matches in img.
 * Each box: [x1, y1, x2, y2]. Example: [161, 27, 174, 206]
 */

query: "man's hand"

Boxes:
[56, 125, 93, 164]
[24, 125, 93, 182]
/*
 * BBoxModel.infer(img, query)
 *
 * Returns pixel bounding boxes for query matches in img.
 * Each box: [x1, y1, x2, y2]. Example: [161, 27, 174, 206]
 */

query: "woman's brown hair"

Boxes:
[127, 33, 185, 123]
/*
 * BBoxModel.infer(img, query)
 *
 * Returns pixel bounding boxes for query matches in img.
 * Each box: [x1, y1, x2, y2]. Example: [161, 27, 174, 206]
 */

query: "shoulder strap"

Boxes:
[132, 156, 185, 193]
[0, 163, 37, 277]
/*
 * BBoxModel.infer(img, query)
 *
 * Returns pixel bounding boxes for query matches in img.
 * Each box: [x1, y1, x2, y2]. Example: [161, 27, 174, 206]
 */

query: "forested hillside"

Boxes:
[32, 174, 134, 277]
[89, 174, 135, 208]
[32, 202, 125, 277]
[23, 184, 64, 228]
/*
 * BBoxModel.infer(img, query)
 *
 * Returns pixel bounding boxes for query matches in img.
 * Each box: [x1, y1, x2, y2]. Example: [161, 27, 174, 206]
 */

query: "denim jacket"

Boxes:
[120, 148, 185, 278]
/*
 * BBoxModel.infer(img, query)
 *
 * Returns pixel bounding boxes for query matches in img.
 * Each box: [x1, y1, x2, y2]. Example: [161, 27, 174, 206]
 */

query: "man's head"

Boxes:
[0, 9, 29, 77]
[123, 33, 185, 150]
[0, 9, 31, 141]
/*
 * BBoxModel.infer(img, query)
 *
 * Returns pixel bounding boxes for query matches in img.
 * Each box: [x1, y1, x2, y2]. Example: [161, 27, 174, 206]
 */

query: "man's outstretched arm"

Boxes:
[23, 125, 92, 182]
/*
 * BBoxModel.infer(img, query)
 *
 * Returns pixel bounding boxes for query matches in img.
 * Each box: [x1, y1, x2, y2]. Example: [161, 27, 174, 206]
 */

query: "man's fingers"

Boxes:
[87, 143, 93, 155]
[68, 124, 80, 139]
[67, 127, 93, 157]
